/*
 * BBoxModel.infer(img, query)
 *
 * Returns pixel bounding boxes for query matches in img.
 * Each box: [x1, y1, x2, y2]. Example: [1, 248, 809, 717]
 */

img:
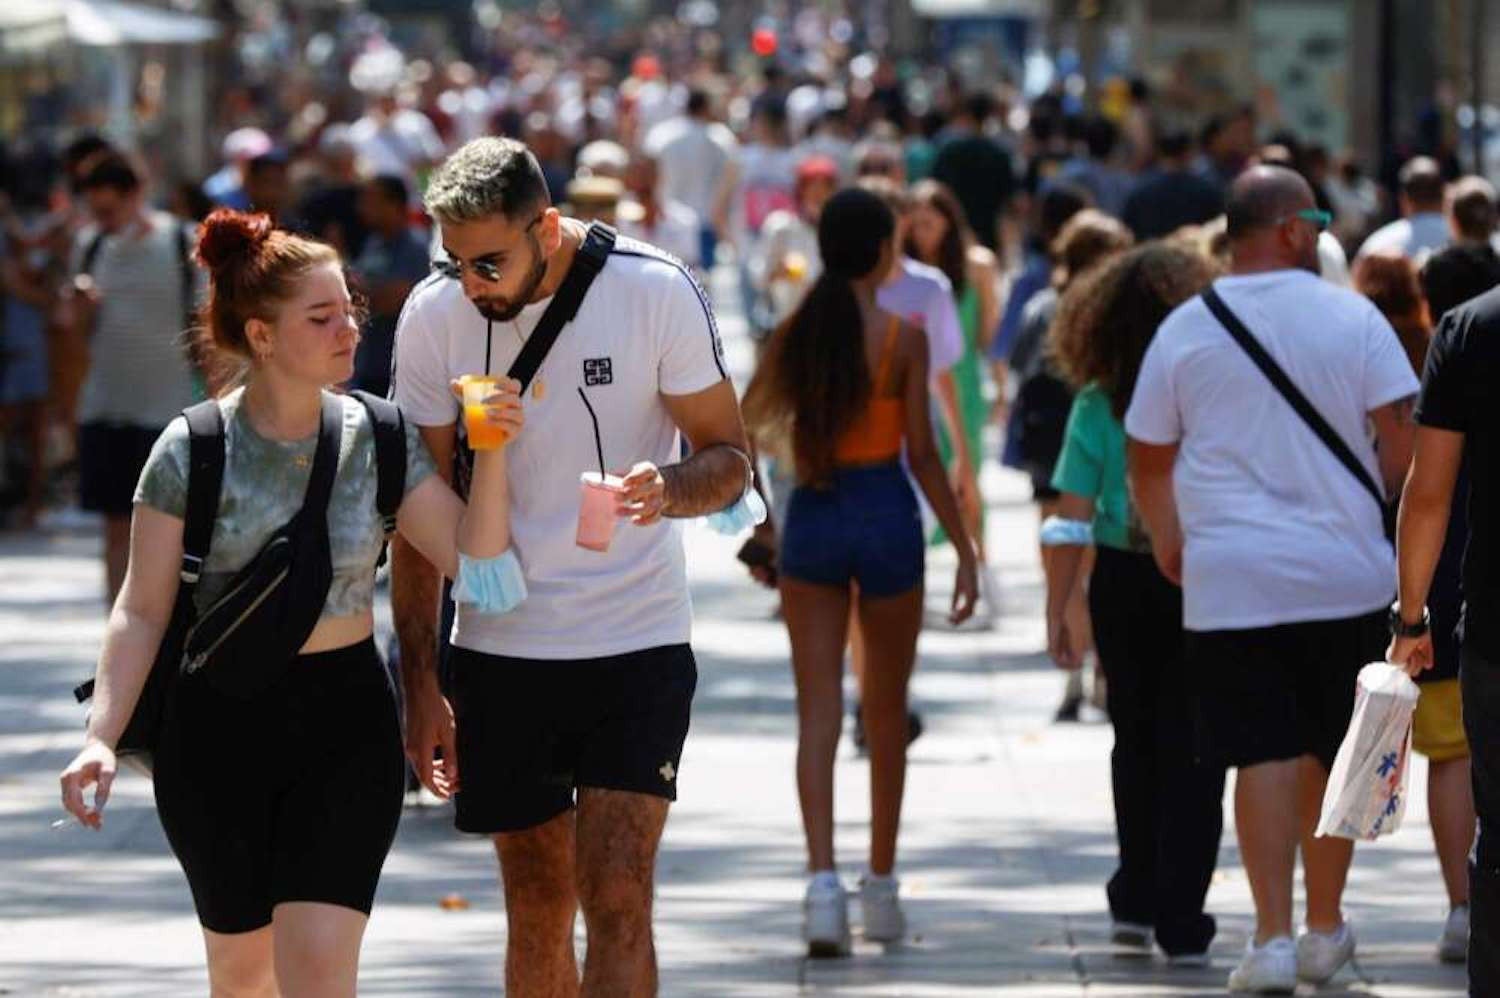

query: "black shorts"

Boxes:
[153, 639, 405, 934]
[448, 643, 697, 834]
[79, 422, 162, 515]
[1187, 609, 1387, 771]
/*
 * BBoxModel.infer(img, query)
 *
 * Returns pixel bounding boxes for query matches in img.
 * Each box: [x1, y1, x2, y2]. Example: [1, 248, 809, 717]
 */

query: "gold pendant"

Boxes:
[532, 377, 546, 401]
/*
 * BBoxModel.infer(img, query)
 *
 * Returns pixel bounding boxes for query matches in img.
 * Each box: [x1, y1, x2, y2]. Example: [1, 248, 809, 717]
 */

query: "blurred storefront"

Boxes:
[0, 0, 218, 180]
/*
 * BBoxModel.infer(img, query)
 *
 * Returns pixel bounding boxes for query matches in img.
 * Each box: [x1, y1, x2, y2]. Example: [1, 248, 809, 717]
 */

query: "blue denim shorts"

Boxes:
[780, 463, 924, 598]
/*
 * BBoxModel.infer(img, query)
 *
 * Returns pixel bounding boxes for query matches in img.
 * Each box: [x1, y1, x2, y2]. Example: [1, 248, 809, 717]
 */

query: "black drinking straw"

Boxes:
[577, 387, 606, 477]
[484, 319, 493, 376]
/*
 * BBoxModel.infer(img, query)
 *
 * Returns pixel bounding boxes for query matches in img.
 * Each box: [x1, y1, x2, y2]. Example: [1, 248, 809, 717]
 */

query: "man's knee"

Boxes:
[576, 862, 653, 939]
[496, 815, 578, 920]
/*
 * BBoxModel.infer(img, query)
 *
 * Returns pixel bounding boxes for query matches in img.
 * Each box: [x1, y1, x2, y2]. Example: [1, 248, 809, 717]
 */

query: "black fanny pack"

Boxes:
[180, 392, 343, 699]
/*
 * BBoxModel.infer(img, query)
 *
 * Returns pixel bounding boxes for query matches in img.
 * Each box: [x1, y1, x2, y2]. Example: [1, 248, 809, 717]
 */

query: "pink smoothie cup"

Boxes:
[576, 472, 625, 552]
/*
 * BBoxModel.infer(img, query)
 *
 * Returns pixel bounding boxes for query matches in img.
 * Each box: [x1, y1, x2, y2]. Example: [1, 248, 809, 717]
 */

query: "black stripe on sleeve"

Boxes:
[612, 247, 727, 380]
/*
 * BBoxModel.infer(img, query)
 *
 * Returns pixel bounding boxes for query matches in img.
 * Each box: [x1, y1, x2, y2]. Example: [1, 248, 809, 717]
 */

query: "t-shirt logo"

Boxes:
[583, 357, 613, 386]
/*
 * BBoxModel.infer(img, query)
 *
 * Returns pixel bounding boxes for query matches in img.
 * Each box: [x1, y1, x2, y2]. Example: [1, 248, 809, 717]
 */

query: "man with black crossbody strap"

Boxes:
[390, 137, 751, 997]
[1125, 166, 1418, 994]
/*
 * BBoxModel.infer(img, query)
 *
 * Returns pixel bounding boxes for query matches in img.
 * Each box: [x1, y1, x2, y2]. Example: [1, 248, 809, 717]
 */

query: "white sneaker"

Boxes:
[803, 876, 850, 957]
[1110, 921, 1154, 958]
[1439, 904, 1469, 963]
[1296, 921, 1355, 985]
[859, 873, 906, 943]
[1227, 936, 1296, 994]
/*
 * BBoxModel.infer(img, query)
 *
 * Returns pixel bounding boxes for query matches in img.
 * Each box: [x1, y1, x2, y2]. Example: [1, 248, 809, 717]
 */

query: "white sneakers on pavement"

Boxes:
[1439, 904, 1469, 963]
[1296, 921, 1356, 986]
[859, 873, 907, 943]
[1227, 935, 1297, 994]
[803, 874, 851, 957]
[803, 871, 908, 956]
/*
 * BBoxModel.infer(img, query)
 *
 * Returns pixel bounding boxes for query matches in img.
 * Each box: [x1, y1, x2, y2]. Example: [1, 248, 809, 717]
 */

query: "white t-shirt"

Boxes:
[877, 257, 964, 376]
[1124, 270, 1419, 631]
[73, 212, 202, 427]
[644, 117, 737, 220]
[392, 235, 728, 660]
[1356, 212, 1449, 261]
[617, 199, 701, 271]
[350, 109, 446, 182]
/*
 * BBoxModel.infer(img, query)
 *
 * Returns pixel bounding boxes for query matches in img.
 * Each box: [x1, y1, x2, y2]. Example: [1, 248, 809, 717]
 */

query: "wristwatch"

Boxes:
[1388, 601, 1431, 639]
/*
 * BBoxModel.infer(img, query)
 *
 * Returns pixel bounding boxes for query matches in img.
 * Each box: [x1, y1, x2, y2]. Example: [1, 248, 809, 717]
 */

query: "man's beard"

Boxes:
[473, 239, 548, 321]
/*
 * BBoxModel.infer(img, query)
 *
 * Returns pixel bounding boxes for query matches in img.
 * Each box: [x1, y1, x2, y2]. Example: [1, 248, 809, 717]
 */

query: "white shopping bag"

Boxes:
[1315, 662, 1421, 841]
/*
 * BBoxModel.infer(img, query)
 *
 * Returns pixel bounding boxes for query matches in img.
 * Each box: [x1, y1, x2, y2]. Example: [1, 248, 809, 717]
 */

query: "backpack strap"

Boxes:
[506, 221, 616, 392]
[176, 221, 196, 330]
[350, 390, 407, 567]
[301, 392, 345, 517]
[79, 230, 107, 276]
[180, 399, 227, 587]
[73, 399, 224, 705]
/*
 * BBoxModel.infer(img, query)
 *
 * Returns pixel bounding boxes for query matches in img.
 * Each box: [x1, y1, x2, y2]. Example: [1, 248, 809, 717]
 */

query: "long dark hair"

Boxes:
[743, 188, 895, 486]
[905, 179, 971, 294]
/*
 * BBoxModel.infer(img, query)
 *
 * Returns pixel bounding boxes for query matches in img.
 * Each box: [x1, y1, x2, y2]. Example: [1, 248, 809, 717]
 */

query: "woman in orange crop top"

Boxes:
[743, 187, 977, 956]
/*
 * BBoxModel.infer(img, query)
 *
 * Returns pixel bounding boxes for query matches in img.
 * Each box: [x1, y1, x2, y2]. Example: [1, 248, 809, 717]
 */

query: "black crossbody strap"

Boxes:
[74, 400, 224, 705]
[302, 393, 345, 515]
[180, 399, 227, 588]
[1200, 286, 1386, 511]
[506, 221, 617, 392]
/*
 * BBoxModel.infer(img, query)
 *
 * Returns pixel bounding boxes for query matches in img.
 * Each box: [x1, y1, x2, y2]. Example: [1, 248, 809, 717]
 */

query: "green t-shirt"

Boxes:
[1050, 384, 1151, 552]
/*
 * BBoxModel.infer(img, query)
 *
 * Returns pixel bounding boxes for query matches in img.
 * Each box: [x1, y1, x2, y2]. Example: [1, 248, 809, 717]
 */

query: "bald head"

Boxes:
[1226, 166, 1315, 241]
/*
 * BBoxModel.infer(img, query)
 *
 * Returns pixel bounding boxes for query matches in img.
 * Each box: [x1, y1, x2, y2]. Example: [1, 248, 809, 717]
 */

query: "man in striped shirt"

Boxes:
[68, 151, 201, 604]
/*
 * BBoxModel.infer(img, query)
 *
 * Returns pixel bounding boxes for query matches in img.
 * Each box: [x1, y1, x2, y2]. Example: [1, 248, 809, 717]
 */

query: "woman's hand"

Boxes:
[59, 739, 117, 830]
[949, 556, 979, 626]
[449, 377, 526, 445]
[1047, 604, 1082, 671]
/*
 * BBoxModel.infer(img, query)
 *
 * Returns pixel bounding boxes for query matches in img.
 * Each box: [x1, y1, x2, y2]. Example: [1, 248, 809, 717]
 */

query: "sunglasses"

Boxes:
[1280, 208, 1333, 233]
[433, 214, 543, 283]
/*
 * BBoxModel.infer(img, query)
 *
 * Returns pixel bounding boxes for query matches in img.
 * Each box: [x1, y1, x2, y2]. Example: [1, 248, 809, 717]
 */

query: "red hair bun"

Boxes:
[197, 209, 274, 271]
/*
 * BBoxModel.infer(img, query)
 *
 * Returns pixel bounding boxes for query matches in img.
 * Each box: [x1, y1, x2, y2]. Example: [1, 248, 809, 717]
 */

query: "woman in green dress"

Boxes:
[904, 179, 999, 554]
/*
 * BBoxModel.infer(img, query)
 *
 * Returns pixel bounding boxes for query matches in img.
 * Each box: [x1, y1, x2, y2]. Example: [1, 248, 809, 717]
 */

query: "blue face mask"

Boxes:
[705, 486, 768, 536]
[453, 549, 528, 615]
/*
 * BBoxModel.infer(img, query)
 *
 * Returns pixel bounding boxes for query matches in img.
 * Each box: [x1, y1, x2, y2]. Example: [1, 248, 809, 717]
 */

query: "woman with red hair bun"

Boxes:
[59, 210, 526, 994]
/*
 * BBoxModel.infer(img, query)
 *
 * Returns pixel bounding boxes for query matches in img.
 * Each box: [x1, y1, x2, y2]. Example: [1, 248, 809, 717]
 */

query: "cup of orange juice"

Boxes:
[460, 375, 508, 450]
[783, 250, 808, 283]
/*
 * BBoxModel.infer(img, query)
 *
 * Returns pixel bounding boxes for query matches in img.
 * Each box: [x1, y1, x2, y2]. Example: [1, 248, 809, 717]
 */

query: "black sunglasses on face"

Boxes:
[433, 214, 543, 283]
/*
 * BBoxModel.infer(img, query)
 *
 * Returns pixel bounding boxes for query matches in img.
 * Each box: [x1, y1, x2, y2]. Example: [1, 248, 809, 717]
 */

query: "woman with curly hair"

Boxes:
[1043, 240, 1228, 963]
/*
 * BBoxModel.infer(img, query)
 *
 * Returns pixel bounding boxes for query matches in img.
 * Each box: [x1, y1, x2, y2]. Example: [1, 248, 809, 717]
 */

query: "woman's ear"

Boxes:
[244, 317, 274, 361]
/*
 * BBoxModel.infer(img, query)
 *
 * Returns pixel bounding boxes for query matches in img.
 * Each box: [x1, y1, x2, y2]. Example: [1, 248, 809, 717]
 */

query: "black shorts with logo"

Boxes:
[448, 643, 697, 834]
[1187, 609, 1387, 772]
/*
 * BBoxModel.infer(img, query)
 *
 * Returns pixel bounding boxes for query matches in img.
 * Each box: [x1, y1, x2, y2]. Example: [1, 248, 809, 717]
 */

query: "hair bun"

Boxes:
[197, 209, 274, 271]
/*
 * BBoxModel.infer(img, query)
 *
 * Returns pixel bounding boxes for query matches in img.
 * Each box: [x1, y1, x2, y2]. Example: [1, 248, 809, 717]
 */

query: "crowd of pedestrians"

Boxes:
[11, 9, 1500, 996]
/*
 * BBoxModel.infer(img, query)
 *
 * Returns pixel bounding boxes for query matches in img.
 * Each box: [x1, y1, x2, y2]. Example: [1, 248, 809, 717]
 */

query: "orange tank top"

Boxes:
[834, 317, 905, 466]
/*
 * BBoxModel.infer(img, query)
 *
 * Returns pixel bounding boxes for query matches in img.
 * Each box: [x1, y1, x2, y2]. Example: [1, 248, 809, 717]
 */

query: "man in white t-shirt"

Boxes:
[643, 89, 738, 268]
[1356, 156, 1449, 262]
[616, 151, 701, 271]
[390, 138, 751, 996]
[1126, 166, 1418, 993]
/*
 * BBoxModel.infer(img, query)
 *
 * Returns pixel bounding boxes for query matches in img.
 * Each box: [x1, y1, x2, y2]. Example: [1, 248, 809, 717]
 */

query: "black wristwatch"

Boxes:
[1388, 601, 1431, 639]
